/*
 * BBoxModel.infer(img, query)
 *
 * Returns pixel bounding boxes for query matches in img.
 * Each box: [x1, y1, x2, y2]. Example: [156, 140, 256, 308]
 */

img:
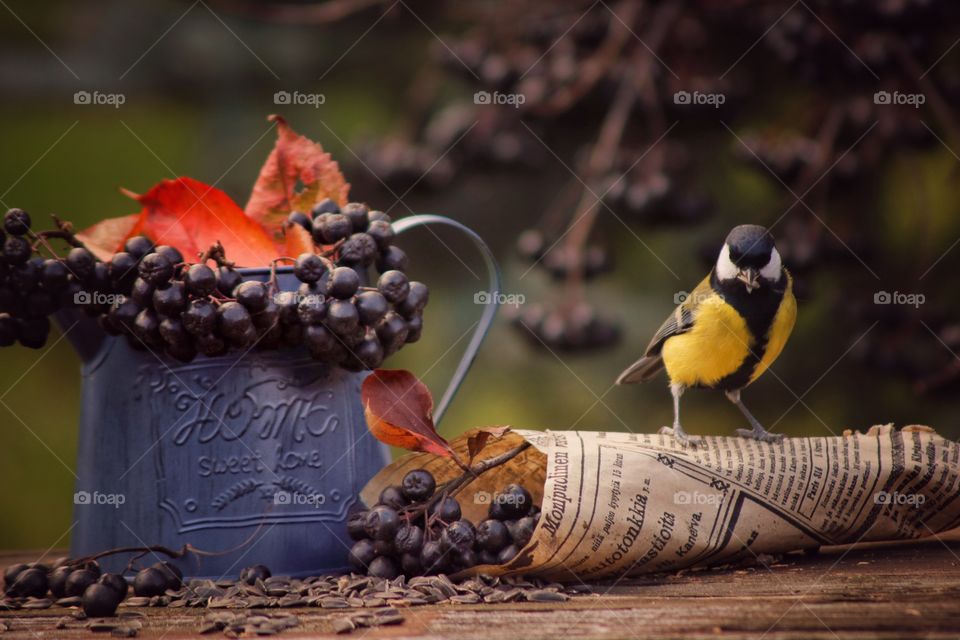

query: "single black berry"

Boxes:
[324, 299, 359, 336]
[138, 252, 173, 286]
[311, 198, 340, 218]
[65, 568, 99, 597]
[441, 519, 476, 550]
[132, 567, 167, 597]
[420, 541, 447, 575]
[328, 267, 360, 299]
[2, 236, 31, 265]
[364, 505, 401, 541]
[341, 202, 369, 232]
[377, 270, 409, 304]
[8, 567, 47, 598]
[82, 583, 122, 617]
[339, 233, 378, 266]
[124, 236, 154, 258]
[401, 469, 436, 502]
[235, 281, 269, 312]
[347, 509, 369, 541]
[153, 245, 183, 267]
[378, 485, 408, 511]
[355, 291, 388, 326]
[184, 263, 216, 297]
[430, 497, 461, 523]
[394, 524, 424, 555]
[217, 301, 253, 340]
[287, 210, 311, 230]
[314, 213, 352, 244]
[294, 253, 326, 284]
[153, 281, 187, 315]
[367, 556, 399, 579]
[3, 208, 31, 235]
[98, 573, 129, 598]
[182, 299, 217, 335]
[376, 246, 408, 273]
[366, 219, 394, 249]
[476, 519, 510, 552]
[506, 516, 537, 547]
[348, 539, 376, 572]
[297, 294, 327, 325]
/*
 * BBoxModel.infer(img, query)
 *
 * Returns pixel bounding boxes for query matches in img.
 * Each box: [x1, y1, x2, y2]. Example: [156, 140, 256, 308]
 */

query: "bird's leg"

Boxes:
[659, 384, 701, 446]
[725, 389, 784, 443]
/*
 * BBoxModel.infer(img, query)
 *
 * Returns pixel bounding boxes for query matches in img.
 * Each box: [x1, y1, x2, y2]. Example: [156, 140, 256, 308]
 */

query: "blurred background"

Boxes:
[2, 0, 960, 548]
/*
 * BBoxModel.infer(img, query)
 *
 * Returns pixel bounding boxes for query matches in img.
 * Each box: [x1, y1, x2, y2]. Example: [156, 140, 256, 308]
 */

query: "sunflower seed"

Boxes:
[526, 590, 569, 602]
[56, 596, 82, 607]
[22, 598, 52, 609]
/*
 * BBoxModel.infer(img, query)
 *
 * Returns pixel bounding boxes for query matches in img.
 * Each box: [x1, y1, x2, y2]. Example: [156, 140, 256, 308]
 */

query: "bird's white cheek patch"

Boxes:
[761, 249, 782, 280]
[716, 245, 738, 280]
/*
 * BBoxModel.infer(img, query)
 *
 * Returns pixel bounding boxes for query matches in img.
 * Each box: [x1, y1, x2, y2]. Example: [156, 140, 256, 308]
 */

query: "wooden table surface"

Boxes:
[3, 531, 960, 639]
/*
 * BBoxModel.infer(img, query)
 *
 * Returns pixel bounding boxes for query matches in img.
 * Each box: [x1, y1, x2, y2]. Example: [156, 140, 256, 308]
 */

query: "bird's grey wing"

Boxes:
[615, 277, 708, 384]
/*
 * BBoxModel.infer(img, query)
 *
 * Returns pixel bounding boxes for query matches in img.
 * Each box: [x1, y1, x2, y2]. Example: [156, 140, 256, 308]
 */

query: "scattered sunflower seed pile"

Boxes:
[199, 612, 300, 637]
[1, 573, 577, 637]
[165, 573, 572, 610]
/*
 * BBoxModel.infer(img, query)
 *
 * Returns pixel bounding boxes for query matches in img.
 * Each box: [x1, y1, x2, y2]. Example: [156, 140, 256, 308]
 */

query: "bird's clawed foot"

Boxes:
[736, 426, 784, 443]
[659, 424, 703, 447]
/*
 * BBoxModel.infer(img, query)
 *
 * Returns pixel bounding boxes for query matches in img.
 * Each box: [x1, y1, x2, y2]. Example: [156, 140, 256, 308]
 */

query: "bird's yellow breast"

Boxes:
[661, 295, 752, 388]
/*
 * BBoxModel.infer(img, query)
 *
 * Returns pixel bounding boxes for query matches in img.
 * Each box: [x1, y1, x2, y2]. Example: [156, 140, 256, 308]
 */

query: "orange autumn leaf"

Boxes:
[127, 177, 279, 266]
[281, 222, 314, 257]
[244, 115, 350, 241]
[74, 213, 143, 261]
[361, 369, 455, 458]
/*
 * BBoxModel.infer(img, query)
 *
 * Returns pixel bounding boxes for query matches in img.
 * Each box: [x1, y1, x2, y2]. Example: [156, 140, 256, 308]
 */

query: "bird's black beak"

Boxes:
[736, 268, 760, 293]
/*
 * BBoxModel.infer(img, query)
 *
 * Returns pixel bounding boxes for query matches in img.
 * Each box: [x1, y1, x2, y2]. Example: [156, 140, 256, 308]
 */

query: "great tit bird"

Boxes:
[616, 224, 796, 444]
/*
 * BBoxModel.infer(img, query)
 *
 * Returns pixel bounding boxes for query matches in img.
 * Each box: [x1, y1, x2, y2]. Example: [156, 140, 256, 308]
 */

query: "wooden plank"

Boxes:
[2, 532, 959, 638]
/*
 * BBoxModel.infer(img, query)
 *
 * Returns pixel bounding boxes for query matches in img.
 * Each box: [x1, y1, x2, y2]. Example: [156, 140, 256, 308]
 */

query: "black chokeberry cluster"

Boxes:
[0, 203, 428, 371]
[347, 470, 541, 579]
[3, 558, 184, 618]
[0, 209, 57, 349]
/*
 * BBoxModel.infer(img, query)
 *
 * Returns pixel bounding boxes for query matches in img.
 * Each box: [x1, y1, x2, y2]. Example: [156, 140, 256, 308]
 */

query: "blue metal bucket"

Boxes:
[64, 215, 501, 578]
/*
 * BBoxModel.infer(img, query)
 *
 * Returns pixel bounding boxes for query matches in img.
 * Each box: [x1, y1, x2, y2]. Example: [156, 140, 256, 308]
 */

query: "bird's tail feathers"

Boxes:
[615, 355, 664, 385]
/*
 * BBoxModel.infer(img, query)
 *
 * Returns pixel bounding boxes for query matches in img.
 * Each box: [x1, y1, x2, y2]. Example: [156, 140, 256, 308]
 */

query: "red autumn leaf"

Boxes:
[361, 369, 454, 458]
[127, 177, 279, 266]
[244, 115, 350, 241]
[467, 426, 512, 463]
[75, 213, 143, 261]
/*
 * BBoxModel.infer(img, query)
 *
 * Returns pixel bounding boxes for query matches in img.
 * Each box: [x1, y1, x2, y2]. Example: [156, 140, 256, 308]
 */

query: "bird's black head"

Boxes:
[715, 224, 783, 293]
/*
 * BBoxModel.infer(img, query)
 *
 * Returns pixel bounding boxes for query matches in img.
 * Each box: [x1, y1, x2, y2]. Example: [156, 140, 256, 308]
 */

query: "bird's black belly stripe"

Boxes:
[707, 270, 786, 391]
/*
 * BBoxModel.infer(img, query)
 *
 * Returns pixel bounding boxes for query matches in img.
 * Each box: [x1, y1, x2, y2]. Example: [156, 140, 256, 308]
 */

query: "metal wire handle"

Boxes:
[391, 214, 501, 425]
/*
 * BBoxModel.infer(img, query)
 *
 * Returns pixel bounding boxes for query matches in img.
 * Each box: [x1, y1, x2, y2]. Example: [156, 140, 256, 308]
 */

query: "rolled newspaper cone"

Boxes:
[362, 424, 959, 581]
